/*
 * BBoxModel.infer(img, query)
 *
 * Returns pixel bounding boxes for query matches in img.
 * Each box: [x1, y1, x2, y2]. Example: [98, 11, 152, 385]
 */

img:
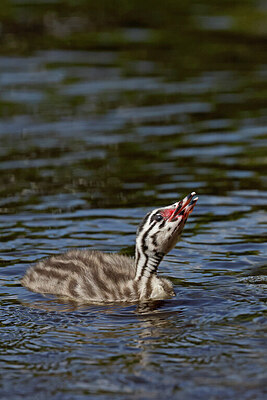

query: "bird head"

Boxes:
[136, 192, 198, 257]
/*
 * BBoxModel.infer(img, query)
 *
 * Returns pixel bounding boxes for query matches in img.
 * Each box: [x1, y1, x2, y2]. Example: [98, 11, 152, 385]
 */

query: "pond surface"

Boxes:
[0, 1, 267, 399]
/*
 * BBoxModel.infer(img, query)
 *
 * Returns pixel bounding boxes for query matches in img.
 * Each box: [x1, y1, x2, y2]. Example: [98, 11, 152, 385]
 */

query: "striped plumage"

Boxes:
[21, 192, 198, 303]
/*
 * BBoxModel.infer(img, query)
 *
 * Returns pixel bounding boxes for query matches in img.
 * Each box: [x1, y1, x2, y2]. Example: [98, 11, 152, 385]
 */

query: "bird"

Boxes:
[21, 192, 198, 303]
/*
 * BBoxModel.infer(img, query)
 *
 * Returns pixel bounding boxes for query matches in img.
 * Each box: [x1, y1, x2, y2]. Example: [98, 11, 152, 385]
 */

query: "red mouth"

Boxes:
[162, 192, 198, 222]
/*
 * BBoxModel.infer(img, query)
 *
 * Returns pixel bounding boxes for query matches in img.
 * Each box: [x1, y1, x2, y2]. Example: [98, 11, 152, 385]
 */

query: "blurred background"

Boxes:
[0, 0, 266, 210]
[0, 1, 266, 399]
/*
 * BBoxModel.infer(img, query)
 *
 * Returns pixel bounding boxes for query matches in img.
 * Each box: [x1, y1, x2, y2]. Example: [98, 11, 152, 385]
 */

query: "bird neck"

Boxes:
[134, 246, 164, 281]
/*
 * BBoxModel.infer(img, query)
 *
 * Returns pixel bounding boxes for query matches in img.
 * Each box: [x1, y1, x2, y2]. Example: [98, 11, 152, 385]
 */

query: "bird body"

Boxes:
[21, 250, 174, 302]
[21, 192, 198, 303]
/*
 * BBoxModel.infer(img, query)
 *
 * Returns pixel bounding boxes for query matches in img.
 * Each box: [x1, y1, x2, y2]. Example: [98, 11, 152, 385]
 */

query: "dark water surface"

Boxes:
[0, 1, 267, 399]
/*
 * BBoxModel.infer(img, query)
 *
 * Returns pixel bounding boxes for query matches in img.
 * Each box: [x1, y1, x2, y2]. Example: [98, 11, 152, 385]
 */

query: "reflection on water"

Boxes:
[0, 1, 267, 399]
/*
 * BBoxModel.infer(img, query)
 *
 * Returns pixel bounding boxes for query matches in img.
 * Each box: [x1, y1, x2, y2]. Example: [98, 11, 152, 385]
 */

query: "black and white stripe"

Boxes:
[21, 192, 198, 303]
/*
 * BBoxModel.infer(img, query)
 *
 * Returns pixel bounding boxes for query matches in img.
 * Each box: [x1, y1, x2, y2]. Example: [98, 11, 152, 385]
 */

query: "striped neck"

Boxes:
[134, 248, 164, 280]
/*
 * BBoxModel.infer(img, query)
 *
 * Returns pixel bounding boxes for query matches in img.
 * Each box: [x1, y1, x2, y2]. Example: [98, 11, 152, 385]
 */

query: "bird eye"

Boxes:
[152, 214, 163, 222]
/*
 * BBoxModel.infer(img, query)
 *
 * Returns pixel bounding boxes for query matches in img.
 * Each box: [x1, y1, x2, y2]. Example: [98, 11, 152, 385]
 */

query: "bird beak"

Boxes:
[169, 192, 198, 221]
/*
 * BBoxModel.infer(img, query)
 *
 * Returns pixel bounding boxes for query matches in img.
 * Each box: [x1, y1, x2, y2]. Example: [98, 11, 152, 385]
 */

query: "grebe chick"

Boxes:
[21, 192, 198, 303]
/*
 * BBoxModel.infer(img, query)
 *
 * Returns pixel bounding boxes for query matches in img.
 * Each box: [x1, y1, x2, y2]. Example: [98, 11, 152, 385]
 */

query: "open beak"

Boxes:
[169, 192, 198, 221]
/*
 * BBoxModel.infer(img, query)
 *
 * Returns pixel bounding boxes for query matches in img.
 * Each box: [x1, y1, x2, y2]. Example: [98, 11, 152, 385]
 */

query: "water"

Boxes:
[0, 1, 267, 399]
